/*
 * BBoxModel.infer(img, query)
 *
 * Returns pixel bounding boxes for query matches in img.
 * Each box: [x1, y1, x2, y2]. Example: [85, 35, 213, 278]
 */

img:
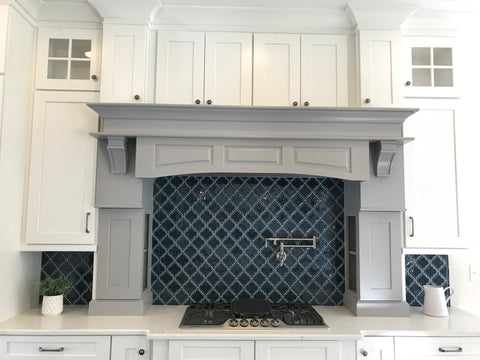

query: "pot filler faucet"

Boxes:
[264, 237, 316, 266]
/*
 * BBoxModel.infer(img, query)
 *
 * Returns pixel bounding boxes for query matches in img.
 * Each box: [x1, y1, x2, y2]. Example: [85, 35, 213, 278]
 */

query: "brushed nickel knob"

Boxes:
[364, 98, 371, 104]
[91, 74, 98, 80]
[134, 94, 140, 100]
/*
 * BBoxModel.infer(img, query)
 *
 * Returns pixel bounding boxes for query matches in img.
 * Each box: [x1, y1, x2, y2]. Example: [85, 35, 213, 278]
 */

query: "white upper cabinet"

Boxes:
[403, 36, 458, 98]
[254, 33, 347, 107]
[403, 98, 465, 250]
[156, 31, 205, 105]
[35, 28, 101, 91]
[204, 32, 252, 106]
[24, 91, 99, 251]
[156, 31, 252, 106]
[253, 33, 300, 106]
[101, 24, 155, 103]
[301, 35, 348, 107]
[357, 30, 401, 107]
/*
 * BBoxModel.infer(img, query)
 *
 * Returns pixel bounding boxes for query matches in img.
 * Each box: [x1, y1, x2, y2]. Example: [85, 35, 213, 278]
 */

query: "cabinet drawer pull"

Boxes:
[439, 347, 463, 353]
[360, 349, 368, 356]
[364, 98, 371, 104]
[304, 101, 310, 107]
[39, 346, 64, 352]
[86, 212, 91, 234]
[91, 74, 98, 80]
[134, 94, 140, 100]
[139, 348, 145, 355]
[408, 216, 414, 237]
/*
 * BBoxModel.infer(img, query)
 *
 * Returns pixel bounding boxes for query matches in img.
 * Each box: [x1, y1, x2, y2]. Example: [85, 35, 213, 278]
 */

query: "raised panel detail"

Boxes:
[368, 222, 392, 290]
[294, 147, 350, 171]
[225, 147, 281, 165]
[96, 209, 145, 299]
[155, 145, 213, 166]
[358, 212, 402, 301]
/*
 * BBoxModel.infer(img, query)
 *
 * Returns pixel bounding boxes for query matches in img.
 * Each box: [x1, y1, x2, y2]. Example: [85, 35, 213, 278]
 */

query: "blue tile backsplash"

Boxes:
[40, 252, 93, 305]
[405, 254, 450, 307]
[40, 177, 450, 307]
[151, 176, 345, 305]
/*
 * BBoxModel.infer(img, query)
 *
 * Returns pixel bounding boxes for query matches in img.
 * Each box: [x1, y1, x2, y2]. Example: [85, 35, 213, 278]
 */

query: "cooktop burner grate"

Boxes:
[180, 299, 328, 328]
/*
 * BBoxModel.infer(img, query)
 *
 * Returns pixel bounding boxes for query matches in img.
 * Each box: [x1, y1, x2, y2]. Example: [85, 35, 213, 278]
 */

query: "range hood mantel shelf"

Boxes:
[87, 104, 418, 179]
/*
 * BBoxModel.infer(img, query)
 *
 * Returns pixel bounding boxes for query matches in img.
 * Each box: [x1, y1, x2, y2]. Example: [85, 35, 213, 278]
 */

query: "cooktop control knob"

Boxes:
[260, 318, 270, 327]
[250, 319, 259, 327]
[271, 318, 280, 327]
[240, 319, 249, 327]
[229, 319, 238, 327]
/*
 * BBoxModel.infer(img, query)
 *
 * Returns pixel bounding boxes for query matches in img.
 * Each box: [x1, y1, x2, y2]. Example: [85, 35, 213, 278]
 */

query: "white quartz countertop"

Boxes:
[1, 306, 480, 340]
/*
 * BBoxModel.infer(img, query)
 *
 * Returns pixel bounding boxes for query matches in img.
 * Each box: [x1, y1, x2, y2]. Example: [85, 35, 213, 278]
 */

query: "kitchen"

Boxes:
[1, 0, 480, 359]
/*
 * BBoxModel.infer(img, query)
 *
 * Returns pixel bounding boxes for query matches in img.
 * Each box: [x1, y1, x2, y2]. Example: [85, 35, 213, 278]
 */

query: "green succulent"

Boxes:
[36, 277, 72, 296]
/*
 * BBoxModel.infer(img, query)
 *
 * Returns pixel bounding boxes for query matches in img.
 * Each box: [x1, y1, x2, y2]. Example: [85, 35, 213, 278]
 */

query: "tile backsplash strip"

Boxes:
[152, 176, 345, 305]
[40, 252, 93, 305]
[39, 177, 450, 307]
[405, 254, 450, 307]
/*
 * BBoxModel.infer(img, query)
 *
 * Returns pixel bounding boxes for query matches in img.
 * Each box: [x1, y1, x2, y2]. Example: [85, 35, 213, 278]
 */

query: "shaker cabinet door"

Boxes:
[403, 99, 464, 250]
[301, 34, 348, 106]
[358, 30, 401, 107]
[169, 340, 254, 360]
[156, 31, 205, 105]
[256, 341, 340, 360]
[24, 91, 98, 250]
[204, 32, 252, 106]
[253, 33, 301, 106]
[101, 24, 151, 103]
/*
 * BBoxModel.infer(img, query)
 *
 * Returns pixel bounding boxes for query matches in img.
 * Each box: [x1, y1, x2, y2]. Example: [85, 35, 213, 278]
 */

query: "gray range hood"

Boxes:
[87, 104, 417, 317]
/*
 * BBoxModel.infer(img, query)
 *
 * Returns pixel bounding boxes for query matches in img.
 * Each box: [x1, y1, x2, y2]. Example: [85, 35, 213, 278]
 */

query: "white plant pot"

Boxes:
[41, 295, 64, 316]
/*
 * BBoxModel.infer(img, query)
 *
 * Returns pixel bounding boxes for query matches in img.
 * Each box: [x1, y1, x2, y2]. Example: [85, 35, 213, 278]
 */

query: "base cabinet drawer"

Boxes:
[395, 337, 480, 359]
[0, 335, 111, 359]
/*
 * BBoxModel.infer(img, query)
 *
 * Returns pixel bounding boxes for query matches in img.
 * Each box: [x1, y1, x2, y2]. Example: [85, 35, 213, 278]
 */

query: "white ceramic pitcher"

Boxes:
[423, 285, 453, 317]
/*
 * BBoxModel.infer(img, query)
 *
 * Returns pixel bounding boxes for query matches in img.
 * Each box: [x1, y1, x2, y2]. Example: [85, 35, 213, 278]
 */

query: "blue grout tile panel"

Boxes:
[40, 252, 93, 305]
[151, 176, 345, 305]
[405, 254, 450, 307]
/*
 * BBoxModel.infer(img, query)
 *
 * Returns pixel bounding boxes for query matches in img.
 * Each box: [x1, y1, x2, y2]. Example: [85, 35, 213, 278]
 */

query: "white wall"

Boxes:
[0, 5, 41, 322]
[447, 26, 480, 316]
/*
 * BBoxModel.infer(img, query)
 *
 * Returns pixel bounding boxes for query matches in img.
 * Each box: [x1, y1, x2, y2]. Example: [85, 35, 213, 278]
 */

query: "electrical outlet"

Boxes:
[470, 264, 480, 282]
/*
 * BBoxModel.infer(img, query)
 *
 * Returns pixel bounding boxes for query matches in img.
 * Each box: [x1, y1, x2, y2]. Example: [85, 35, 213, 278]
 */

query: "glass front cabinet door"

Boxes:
[403, 36, 458, 98]
[36, 28, 101, 90]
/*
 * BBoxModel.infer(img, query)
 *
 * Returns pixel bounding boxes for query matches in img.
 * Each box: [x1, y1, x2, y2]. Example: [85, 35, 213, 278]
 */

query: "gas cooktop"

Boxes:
[180, 299, 328, 329]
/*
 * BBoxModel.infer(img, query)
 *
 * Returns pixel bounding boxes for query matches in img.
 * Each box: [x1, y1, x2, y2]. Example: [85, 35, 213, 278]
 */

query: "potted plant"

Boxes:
[36, 277, 72, 316]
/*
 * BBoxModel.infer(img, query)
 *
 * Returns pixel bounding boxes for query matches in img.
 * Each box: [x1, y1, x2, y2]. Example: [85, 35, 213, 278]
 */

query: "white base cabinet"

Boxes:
[395, 337, 480, 359]
[156, 340, 352, 360]
[356, 337, 394, 360]
[111, 336, 150, 360]
[169, 340, 254, 360]
[256, 340, 339, 360]
[0, 335, 110, 359]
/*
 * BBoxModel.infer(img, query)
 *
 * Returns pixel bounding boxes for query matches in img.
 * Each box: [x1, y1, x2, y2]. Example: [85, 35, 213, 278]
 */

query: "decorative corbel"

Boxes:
[372, 140, 398, 177]
[106, 136, 128, 173]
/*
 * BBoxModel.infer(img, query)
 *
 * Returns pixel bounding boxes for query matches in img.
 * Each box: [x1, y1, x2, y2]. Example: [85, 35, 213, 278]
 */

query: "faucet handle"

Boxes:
[276, 242, 287, 266]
